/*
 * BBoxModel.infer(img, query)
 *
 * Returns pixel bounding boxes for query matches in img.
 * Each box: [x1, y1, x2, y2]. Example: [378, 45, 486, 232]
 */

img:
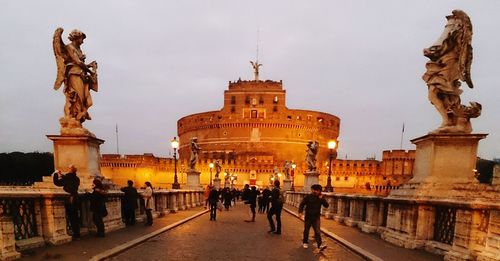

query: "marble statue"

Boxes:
[283, 161, 291, 179]
[214, 160, 222, 178]
[306, 141, 319, 172]
[422, 10, 481, 134]
[189, 137, 201, 170]
[53, 28, 98, 135]
[250, 60, 262, 81]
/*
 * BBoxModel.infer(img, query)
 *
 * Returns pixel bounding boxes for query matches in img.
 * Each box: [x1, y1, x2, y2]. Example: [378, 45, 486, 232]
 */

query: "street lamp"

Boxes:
[209, 162, 214, 186]
[291, 162, 296, 191]
[325, 140, 338, 192]
[171, 137, 180, 189]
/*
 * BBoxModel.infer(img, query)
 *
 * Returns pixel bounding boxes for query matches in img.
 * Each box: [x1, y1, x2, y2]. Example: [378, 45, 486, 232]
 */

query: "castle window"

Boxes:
[273, 96, 278, 104]
[336, 177, 340, 181]
[259, 96, 264, 105]
[287, 115, 292, 120]
[344, 177, 348, 181]
[231, 106, 235, 113]
[245, 96, 250, 104]
[251, 110, 257, 118]
[317, 117, 324, 123]
[230, 96, 236, 105]
[273, 106, 278, 112]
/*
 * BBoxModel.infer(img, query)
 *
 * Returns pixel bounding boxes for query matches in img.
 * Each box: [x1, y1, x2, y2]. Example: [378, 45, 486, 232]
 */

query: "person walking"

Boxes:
[257, 191, 264, 213]
[121, 180, 139, 226]
[89, 178, 107, 237]
[262, 186, 271, 213]
[223, 187, 232, 211]
[245, 186, 259, 222]
[53, 164, 81, 239]
[299, 184, 329, 251]
[143, 181, 154, 226]
[208, 186, 219, 221]
[267, 180, 284, 235]
[204, 185, 211, 209]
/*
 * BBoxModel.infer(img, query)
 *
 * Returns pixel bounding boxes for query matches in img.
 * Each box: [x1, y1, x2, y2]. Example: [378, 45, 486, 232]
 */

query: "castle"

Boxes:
[101, 69, 414, 192]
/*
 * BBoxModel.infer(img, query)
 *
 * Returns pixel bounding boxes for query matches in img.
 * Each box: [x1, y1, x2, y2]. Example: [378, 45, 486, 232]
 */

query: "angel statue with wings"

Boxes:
[422, 10, 481, 134]
[250, 60, 262, 81]
[53, 28, 98, 134]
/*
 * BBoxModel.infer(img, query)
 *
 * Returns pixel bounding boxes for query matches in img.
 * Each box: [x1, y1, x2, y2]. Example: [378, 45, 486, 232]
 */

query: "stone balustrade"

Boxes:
[285, 191, 500, 261]
[0, 187, 204, 260]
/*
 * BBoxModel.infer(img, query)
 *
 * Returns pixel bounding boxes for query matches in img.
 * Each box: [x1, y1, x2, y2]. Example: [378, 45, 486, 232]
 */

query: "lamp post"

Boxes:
[291, 162, 296, 191]
[171, 137, 180, 189]
[209, 162, 214, 186]
[325, 140, 338, 192]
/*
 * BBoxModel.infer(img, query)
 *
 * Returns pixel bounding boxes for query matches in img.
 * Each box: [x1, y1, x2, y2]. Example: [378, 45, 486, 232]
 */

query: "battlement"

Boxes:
[228, 79, 283, 90]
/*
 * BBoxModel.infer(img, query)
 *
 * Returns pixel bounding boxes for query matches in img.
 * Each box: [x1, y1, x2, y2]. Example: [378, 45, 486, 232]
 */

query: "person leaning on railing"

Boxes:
[52, 164, 81, 239]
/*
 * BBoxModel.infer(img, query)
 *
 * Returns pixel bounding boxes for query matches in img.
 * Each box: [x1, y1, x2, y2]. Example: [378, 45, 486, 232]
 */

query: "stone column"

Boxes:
[283, 179, 292, 191]
[303, 171, 319, 192]
[185, 192, 192, 208]
[39, 194, 72, 245]
[323, 194, 335, 219]
[186, 170, 201, 190]
[47, 135, 105, 190]
[334, 197, 347, 223]
[178, 192, 186, 210]
[169, 192, 178, 213]
[0, 217, 21, 260]
[361, 198, 381, 233]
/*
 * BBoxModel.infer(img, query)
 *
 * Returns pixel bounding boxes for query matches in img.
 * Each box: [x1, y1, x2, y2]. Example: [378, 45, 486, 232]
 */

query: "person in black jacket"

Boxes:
[262, 186, 271, 213]
[121, 180, 139, 226]
[267, 180, 283, 234]
[299, 184, 329, 251]
[89, 178, 107, 237]
[244, 186, 260, 222]
[53, 165, 81, 239]
[208, 186, 219, 221]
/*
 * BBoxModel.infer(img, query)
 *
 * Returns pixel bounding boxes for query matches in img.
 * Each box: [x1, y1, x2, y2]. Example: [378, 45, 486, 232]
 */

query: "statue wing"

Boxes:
[457, 11, 474, 88]
[52, 28, 67, 90]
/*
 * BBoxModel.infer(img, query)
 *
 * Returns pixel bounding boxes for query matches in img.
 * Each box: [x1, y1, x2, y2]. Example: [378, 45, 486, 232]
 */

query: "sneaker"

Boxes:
[302, 243, 309, 249]
[318, 244, 327, 251]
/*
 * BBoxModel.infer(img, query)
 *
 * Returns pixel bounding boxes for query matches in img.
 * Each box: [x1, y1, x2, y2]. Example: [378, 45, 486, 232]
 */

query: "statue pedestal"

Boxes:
[283, 179, 292, 191]
[303, 171, 320, 192]
[186, 169, 201, 189]
[389, 133, 487, 199]
[213, 178, 221, 190]
[46, 135, 105, 190]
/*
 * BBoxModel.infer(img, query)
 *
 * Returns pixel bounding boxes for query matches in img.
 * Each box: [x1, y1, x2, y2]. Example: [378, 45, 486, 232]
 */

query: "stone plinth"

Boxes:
[47, 135, 105, 190]
[213, 178, 221, 190]
[303, 171, 319, 192]
[389, 133, 487, 199]
[186, 170, 201, 189]
[283, 179, 292, 191]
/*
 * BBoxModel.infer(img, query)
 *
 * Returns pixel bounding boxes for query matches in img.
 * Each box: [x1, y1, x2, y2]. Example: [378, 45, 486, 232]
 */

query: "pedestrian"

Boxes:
[204, 185, 211, 209]
[208, 186, 219, 221]
[231, 188, 237, 206]
[245, 186, 259, 222]
[223, 187, 232, 211]
[53, 164, 81, 239]
[267, 180, 284, 235]
[299, 184, 329, 251]
[143, 181, 154, 226]
[89, 178, 107, 237]
[121, 180, 139, 226]
[257, 192, 264, 213]
[262, 186, 271, 213]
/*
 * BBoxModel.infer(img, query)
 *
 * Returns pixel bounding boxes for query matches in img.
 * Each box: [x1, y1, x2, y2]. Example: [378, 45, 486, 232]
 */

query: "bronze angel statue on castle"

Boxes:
[423, 10, 481, 134]
[53, 28, 98, 135]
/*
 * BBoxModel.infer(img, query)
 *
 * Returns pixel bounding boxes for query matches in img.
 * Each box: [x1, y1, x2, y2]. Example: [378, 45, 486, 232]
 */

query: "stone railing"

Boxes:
[0, 187, 204, 260]
[285, 191, 500, 261]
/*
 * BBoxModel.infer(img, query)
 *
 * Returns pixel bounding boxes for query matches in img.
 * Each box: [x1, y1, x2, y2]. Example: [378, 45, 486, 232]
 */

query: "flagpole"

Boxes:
[400, 123, 405, 150]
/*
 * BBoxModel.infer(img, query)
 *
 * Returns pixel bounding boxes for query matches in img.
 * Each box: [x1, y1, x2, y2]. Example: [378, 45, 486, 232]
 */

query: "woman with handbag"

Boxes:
[89, 178, 107, 237]
[143, 181, 154, 226]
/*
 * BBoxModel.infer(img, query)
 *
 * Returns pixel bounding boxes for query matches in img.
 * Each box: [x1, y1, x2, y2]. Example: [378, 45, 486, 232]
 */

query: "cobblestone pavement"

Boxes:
[113, 204, 363, 261]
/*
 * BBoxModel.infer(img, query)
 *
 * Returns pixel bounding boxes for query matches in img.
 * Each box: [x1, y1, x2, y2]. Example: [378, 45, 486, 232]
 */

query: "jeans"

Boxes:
[92, 212, 105, 237]
[303, 217, 322, 245]
[267, 204, 282, 232]
[210, 202, 217, 220]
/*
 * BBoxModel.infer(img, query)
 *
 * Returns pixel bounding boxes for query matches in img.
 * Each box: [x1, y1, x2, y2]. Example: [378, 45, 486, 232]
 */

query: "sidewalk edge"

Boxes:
[89, 209, 209, 261]
[283, 207, 384, 261]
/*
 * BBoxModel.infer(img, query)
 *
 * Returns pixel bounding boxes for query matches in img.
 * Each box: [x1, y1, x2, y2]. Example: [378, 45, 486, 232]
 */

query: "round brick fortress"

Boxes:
[177, 79, 340, 168]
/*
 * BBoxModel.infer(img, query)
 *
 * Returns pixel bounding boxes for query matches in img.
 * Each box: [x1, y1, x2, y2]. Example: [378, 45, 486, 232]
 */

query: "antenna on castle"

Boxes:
[256, 27, 260, 63]
[250, 27, 263, 81]
[115, 124, 120, 155]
